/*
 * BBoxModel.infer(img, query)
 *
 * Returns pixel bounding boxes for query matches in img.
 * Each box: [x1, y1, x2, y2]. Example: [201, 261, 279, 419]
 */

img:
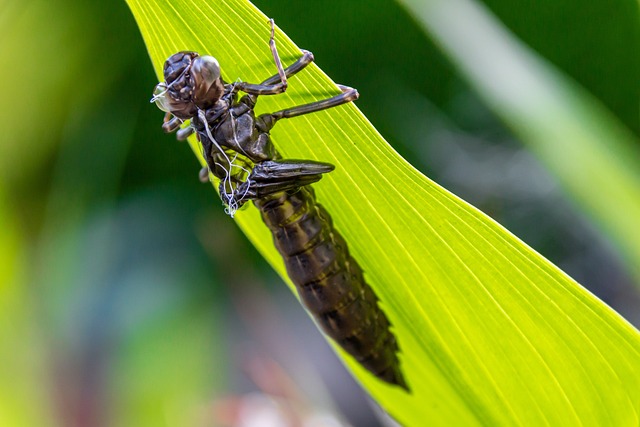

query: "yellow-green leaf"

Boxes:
[126, 0, 640, 424]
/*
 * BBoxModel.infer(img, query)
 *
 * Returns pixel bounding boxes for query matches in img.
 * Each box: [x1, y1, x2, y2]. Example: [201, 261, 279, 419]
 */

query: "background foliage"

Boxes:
[0, 0, 638, 425]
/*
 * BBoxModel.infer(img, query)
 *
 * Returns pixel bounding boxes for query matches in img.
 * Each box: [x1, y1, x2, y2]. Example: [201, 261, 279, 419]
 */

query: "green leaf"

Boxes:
[0, 191, 55, 426]
[478, 0, 639, 136]
[398, 0, 640, 285]
[126, 0, 640, 424]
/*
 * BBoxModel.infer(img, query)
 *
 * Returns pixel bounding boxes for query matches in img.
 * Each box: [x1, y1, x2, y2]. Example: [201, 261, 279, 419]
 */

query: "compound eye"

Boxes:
[192, 55, 221, 90]
[151, 83, 172, 112]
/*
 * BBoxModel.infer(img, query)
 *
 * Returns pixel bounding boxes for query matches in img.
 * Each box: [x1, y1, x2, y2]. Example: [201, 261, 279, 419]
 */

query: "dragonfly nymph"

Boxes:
[151, 19, 408, 390]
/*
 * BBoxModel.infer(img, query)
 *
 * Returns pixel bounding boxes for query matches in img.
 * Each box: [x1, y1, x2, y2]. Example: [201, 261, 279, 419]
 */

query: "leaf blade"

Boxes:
[126, 0, 640, 424]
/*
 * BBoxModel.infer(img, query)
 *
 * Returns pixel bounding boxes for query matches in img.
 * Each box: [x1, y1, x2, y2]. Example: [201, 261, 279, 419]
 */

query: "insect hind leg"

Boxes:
[258, 85, 359, 132]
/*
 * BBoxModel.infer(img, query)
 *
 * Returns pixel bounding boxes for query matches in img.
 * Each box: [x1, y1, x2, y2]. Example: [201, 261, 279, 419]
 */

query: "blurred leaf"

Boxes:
[126, 0, 640, 424]
[398, 0, 640, 286]
[112, 303, 223, 426]
[0, 190, 55, 426]
[479, 0, 640, 136]
[0, 0, 136, 188]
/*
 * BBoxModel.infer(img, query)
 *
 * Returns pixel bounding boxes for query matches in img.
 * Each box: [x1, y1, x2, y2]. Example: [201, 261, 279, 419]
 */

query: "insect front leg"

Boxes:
[161, 112, 194, 141]
[162, 112, 182, 133]
[199, 167, 210, 183]
[176, 126, 194, 141]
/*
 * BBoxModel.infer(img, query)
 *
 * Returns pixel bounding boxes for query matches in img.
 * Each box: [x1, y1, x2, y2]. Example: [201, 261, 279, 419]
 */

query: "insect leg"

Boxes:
[234, 20, 314, 97]
[199, 167, 210, 183]
[234, 80, 287, 96]
[260, 50, 314, 86]
[241, 50, 315, 110]
[162, 112, 193, 143]
[258, 85, 359, 131]
[267, 18, 287, 91]
[162, 113, 182, 133]
[176, 126, 194, 141]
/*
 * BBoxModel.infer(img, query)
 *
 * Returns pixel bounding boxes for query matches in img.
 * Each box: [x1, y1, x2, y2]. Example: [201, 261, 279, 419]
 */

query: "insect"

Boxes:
[151, 19, 407, 390]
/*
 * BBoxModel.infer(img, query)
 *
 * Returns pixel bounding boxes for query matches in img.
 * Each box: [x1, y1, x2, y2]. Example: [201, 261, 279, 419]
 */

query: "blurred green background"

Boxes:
[1, 0, 638, 426]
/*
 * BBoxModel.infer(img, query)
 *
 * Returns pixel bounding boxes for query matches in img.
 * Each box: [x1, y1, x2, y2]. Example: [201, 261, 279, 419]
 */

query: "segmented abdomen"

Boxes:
[254, 186, 407, 388]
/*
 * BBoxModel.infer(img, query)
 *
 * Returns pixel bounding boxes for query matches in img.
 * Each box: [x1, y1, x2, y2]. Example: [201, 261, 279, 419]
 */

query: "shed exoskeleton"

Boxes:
[151, 19, 407, 390]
